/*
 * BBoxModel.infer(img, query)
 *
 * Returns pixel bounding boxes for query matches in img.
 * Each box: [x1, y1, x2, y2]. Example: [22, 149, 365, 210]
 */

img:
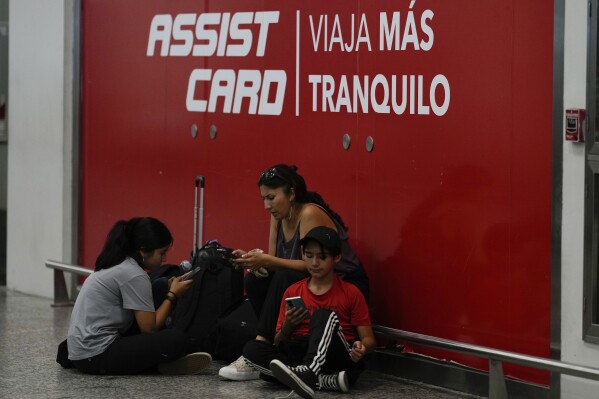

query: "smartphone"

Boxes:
[285, 296, 306, 309]
[182, 267, 201, 281]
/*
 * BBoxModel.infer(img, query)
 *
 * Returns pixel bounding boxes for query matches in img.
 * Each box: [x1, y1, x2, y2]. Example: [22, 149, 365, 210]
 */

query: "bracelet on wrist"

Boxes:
[167, 290, 178, 305]
[165, 296, 176, 307]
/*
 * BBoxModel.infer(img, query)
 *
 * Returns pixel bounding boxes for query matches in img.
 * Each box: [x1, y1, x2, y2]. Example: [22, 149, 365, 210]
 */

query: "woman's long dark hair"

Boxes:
[257, 164, 348, 231]
[94, 217, 173, 271]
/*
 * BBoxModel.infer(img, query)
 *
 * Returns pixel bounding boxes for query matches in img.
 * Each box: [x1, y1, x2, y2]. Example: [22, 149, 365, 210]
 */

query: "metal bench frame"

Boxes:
[45, 259, 92, 307]
[374, 325, 599, 399]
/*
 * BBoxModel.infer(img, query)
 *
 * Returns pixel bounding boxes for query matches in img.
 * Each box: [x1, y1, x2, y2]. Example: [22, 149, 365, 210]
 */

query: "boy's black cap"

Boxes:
[300, 226, 341, 253]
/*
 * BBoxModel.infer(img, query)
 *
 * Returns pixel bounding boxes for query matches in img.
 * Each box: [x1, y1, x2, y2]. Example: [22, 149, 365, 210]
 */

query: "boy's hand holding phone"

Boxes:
[281, 296, 309, 335]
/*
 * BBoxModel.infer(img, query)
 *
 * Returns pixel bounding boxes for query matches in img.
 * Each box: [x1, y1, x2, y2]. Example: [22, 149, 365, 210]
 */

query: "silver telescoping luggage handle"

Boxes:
[198, 175, 205, 251]
[192, 175, 205, 258]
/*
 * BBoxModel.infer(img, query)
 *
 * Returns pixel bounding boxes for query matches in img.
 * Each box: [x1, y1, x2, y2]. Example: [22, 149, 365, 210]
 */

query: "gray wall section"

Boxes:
[0, 0, 7, 285]
[7, 0, 69, 296]
[0, 0, 7, 211]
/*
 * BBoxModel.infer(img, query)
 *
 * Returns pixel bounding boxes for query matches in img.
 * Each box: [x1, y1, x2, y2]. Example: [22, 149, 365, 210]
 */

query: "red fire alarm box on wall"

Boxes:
[565, 108, 586, 142]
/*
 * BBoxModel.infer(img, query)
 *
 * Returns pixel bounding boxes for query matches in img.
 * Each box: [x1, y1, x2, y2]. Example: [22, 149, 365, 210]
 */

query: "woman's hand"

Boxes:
[230, 249, 247, 270]
[232, 249, 247, 258]
[232, 248, 268, 271]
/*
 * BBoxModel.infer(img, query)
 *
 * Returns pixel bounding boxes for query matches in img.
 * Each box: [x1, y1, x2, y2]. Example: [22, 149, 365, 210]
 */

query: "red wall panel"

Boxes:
[81, 0, 553, 384]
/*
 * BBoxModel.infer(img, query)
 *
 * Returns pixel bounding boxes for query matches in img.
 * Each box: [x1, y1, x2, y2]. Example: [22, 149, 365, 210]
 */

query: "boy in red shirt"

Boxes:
[243, 226, 375, 398]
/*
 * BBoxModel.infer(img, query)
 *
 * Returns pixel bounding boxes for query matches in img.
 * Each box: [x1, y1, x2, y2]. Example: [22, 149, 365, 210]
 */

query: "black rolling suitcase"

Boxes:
[167, 176, 245, 353]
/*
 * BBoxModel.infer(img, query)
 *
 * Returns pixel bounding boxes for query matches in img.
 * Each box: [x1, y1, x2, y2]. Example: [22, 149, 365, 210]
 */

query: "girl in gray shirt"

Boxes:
[65, 217, 210, 375]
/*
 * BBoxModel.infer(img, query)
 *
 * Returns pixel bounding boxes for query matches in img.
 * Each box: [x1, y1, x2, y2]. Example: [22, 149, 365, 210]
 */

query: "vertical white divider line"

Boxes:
[296, 10, 300, 116]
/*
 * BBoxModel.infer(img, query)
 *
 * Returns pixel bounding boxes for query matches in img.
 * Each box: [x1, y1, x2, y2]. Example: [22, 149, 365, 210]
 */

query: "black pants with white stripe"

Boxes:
[243, 308, 365, 385]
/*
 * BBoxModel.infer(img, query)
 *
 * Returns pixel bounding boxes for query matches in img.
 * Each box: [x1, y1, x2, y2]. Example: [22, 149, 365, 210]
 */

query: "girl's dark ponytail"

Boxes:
[95, 217, 172, 271]
[95, 219, 136, 271]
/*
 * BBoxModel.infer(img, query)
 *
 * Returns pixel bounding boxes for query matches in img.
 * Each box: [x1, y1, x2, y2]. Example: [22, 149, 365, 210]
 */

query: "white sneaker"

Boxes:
[218, 356, 260, 381]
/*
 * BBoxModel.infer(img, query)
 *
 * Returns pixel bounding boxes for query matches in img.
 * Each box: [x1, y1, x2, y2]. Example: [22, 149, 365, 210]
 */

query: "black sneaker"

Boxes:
[318, 371, 349, 392]
[269, 359, 317, 399]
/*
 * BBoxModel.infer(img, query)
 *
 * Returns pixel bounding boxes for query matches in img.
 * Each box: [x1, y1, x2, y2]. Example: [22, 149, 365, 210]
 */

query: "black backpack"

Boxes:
[165, 241, 246, 354]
